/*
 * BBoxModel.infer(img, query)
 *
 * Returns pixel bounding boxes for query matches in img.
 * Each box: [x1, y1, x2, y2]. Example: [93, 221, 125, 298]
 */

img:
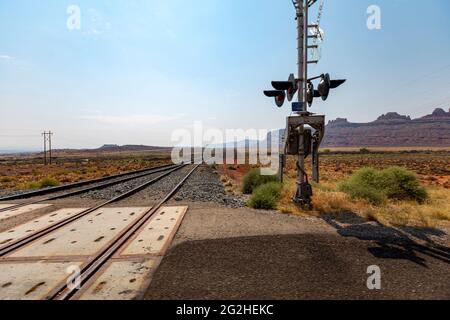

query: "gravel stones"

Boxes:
[173, 165, 245, 208]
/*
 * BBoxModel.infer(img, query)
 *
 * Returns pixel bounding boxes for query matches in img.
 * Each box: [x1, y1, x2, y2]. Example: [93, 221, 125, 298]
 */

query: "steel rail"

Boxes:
[0, 163, 175, 202]
[50, 164, 200, 300]
[0, 164, 187, 258]
[0, 163, 180, 213]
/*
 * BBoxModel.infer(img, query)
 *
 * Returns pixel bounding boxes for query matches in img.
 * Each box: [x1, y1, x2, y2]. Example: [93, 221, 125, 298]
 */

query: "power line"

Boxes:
[0, 135, 39, 138]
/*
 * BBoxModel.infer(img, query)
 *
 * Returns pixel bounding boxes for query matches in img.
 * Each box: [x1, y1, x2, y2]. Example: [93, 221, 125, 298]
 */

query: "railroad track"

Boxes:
[0, 163, 189, 257]
[0, 163, 179, 213]
[51, 164, 200, 300]
[0, 163, 176, 201]
[0, 163, 200, 300]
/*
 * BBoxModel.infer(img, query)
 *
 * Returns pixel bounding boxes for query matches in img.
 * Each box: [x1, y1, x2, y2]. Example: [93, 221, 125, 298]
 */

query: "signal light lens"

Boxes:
[318, 73, 331, 101]
[264, 90, 286, 107]
[275, 91, 286, 107]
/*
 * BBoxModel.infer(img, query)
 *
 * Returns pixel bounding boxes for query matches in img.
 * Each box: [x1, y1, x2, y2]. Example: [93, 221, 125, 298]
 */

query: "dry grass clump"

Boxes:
[362, 188, 450, 228]
[278, 176, 450, 228]
[311, 189, 358, 215]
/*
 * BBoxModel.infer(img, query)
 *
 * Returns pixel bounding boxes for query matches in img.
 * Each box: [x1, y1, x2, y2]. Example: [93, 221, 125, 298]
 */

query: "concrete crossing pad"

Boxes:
[0, 208, 88, 247]
[0, 204, 53, 221]
[76, 259, 156, 300]
[0, 206, 188, 300]
[10, 207, 148, 259]
[121, 206, 188, 256]
[0, 261, 83, 300]
[0, 204, 15, 210]
[74, 206, 188, 300]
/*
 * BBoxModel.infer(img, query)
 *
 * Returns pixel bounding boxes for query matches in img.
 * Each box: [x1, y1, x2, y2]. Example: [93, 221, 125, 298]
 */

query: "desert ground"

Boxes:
[0, 148, 449, 300]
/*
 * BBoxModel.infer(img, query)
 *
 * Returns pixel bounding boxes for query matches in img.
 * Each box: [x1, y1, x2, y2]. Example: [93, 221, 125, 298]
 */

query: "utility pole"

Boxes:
[48, 131, 53, 165]
[42, 131, 48, 166]
[41, 131, 54, 166]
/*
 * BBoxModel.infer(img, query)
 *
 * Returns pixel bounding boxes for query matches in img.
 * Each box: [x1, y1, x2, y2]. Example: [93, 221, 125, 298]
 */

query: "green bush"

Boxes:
[380, 167, 428, 203]
[247, 182, 282, 210]
[338, 181, 386, 205]
[25, 182, 41, 190]
[40, 177, 60, 188]
[242, 169, 278, 194]
[338, 167, 428, 204]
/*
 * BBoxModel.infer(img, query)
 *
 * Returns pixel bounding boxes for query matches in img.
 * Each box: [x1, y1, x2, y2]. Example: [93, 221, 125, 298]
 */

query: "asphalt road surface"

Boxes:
[145, 205, 450, 300]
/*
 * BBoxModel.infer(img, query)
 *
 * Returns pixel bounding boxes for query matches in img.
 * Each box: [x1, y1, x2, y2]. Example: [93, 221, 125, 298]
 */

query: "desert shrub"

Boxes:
[39, 178, 60, 188]
[338, 167, 428, 204]
[248, 182, 282, 210]
[360, 148, 371, 154]
[338, 180, 386, 205]
[25, 182, 41, 190]
[242, 169, 278, 194]
[0, 176, 12, 183]
[379, 167, 428, 203]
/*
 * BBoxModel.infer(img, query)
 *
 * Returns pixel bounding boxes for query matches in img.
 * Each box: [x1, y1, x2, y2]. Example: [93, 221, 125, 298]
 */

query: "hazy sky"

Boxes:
[1, 0, 450, 149]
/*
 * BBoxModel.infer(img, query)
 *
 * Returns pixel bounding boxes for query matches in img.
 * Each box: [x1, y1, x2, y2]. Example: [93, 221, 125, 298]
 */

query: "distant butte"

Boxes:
[323, 108, 450, 147]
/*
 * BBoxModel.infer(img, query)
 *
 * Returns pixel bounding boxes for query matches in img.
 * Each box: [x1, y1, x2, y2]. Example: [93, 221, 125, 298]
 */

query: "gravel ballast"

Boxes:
[172, 165, 245, 208]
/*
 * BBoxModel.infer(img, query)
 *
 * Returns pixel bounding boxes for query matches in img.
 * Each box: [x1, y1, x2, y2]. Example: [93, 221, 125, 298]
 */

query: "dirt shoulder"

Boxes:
[168, 203, 335, 246]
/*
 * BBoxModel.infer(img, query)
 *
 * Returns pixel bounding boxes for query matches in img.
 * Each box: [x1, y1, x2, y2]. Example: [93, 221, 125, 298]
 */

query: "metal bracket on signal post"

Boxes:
[287, 115, 325, 133]
[286, 114, 326, 145]
[285, 114, 325, 184]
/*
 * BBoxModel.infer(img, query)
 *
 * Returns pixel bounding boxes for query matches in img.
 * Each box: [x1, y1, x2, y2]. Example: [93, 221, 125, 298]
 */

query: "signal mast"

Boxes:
[264, 0, 346, 207]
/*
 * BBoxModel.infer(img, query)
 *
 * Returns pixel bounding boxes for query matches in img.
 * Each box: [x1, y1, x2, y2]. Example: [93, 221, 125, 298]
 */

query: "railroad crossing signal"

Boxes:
[263, 0, 346, 207]
[263, 89, 286, 108]
[264, 73, 345, 108]
[263, 74, 298, 107]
